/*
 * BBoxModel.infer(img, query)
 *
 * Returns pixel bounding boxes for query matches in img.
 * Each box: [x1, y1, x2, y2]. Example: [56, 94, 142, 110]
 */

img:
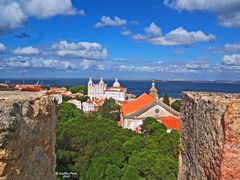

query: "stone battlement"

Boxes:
[179, 91, 240, 179]
[0, 91, 57, 180]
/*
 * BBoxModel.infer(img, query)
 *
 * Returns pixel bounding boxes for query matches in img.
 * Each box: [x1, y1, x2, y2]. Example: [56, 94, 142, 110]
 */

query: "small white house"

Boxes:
[67, 99, 82, 110]
[51, 93, 63, 105]
[82, 99, 95, 113]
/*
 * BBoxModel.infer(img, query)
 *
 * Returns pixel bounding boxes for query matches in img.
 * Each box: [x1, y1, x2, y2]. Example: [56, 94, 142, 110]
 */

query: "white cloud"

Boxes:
[132, 23, 215, 46]
[218, 12, 240, 28]
[52, 40, 108, 60]
[209, 43, 240, 53]
[121, 30, 132, 36]
[13, 46, 40, 55]
[91, 58, 213, 73]
[164, 0, 240, 28]
[130, 20, 140, 26]
[132, 34, 147, 41]
[80, 60, 95, 70]
[221, 53, 240, 71]
[0, 2, 27, 33]
[222, 54, 240, 66]
[144, 22, 162, 36]
[0, 43, 6, 52]
[2, 56, 77, 70]
[186, 60, 210, 70]
[150, 27, 215, 46]
[23, 0, 76, 19]
[224, 43, 240, 53]
[118, 65, 135, 72]
[95, 16, 127, 28]
[0, 0, 76, 32]
[79, 9, 86, 16]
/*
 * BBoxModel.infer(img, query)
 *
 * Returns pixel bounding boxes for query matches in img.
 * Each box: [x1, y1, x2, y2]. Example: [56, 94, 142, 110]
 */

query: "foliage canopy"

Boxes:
[56, 103, 180, 179]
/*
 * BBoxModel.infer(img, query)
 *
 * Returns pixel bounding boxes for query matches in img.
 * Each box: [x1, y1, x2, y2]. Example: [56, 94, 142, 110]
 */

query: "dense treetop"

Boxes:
[56, 101, 180, 179]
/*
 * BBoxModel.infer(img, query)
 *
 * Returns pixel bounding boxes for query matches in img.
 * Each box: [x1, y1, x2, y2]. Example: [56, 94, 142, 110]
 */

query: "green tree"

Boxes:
[56, 103, 180, 179]
[123, 136, 145, 156]
[98, 98, 120, 121]
[62, 96, 72, 102]
[105, 164, 122, 180]
[76, 96, 89, 102]
[69, 86, 88, 95]
[171, 100, 181, 112]
[163, 93, 170, 106]
[141, 117, 167, 136]
[125, 150, 178, 179]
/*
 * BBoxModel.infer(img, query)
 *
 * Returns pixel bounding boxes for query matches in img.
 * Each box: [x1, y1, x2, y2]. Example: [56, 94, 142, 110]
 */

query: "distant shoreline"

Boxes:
[1, 78, 240, 98]
[0, 77, 239, 84]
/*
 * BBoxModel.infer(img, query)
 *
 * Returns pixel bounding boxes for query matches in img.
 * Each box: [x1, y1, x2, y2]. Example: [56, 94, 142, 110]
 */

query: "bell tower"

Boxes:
[149, 80, 159, 99]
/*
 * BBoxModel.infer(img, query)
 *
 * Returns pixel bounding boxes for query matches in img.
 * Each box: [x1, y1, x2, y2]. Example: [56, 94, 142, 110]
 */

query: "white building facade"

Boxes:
[51, 93, 63, 105]
[82, 99, 95, 113]
[88, 77, 127, 101]
[67, 99, 82, 110]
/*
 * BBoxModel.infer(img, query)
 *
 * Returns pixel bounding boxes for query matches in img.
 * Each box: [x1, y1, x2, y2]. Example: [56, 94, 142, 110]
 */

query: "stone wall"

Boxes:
[0, 92, 57, 180]
[179, 92, 240, 180]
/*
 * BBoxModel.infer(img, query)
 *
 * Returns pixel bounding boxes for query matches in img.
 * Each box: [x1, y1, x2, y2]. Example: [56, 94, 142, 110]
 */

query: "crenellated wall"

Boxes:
[179, 92, 240, 180]
[0, 92, 57, 180]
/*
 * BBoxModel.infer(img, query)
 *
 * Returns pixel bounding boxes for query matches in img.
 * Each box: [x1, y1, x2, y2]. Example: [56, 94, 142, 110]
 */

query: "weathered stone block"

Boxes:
[179, 92, 240, 180]
[0, 92, 57, 180]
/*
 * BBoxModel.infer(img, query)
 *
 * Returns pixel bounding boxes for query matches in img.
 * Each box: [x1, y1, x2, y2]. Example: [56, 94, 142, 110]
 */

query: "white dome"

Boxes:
[113, 78, 121, 87]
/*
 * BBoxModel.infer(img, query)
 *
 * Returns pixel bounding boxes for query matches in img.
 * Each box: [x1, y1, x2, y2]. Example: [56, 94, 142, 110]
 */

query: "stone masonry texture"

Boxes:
[0, 91, 57, 180]
[179, 92, 240, 180]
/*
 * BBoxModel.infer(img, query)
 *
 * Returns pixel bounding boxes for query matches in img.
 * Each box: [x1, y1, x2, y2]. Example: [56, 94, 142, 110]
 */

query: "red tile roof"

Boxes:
[121, 93, 155, 116]
[15, 85, 42, 92]
[50, 87, 61, 91]
[160, 116, 181, 131]
[86, 99, 93, 104]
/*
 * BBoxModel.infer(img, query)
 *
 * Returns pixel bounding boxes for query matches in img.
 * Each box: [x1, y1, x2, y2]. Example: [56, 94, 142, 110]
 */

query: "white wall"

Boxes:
[82, 102, 94, 112]
[137, 104, 177, 119]
[123, 119, 143, 131]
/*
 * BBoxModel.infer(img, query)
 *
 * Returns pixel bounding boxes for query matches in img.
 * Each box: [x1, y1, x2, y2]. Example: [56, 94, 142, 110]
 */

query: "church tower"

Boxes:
[98, 77, 105, 94]
[88, 77, 93, 100]
[88, 77, 93, 86]
[149, 80, 159, 99]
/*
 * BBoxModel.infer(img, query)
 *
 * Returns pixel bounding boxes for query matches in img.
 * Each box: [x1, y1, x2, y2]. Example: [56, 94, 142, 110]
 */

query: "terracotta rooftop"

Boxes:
[15, 85, 42, 92]
[160, 116, 181, 131]
[121, 93, 155, 116]
[85, 99, 93, 104]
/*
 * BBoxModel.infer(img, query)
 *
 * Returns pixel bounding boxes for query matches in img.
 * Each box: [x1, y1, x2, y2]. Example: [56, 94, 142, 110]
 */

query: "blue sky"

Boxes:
[0, 0, 240, 80]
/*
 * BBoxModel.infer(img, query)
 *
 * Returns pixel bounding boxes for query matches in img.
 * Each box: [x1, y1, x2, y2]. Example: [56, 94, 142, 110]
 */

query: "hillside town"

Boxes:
[0, 78, 180, 133]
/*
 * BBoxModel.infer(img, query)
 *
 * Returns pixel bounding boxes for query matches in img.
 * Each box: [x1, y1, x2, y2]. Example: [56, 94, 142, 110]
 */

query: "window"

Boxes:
[155, 109, 160, 114]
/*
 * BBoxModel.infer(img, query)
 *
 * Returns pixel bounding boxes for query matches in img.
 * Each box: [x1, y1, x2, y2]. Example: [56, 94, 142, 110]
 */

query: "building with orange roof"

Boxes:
[15, 84, 42, 92]
[159, 116, 181, 132]
[121, 90, 180, 132]
[122, 93, 155, 117]
[50, 87, 67, 93]
[67, 99, 82, 110]
[82, 99, 95, 113]
[44, 91, 63, 105]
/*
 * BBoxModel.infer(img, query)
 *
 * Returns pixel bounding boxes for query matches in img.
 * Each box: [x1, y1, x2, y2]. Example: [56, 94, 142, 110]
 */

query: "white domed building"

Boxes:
[88, 78, 127, 101]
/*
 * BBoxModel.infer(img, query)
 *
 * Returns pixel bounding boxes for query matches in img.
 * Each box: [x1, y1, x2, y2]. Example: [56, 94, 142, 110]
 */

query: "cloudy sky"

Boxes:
[0, 0, 240, 80]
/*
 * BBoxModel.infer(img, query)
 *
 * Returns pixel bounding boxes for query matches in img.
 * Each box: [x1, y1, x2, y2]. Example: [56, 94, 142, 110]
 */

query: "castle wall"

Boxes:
[0, 92, 57, 180]
[179, 92, 240, 179]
